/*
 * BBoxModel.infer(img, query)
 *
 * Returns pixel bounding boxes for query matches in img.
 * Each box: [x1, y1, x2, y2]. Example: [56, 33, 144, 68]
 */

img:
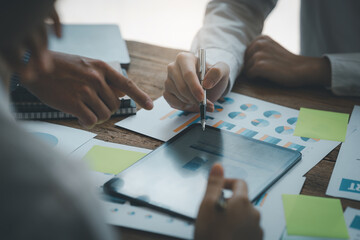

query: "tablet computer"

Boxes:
[104, 124, 301, 220]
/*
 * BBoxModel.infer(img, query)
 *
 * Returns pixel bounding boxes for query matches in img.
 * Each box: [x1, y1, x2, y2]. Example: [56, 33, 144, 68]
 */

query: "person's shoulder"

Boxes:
[0, 115, 115, 240]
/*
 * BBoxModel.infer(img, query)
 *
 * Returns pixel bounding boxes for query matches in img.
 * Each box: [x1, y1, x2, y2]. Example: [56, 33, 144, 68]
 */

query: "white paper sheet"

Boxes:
[101, 201, 194, 239]
[344, 207, 360, 240]
[20, 121, 96, 155]
[116, 94, 339, 176]
[326, 106, 360, 201]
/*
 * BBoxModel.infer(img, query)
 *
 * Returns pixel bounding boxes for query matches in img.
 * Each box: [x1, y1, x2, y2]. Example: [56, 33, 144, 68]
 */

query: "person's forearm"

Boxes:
[297, 56, 331, 86]
[243, 35, 331, 88]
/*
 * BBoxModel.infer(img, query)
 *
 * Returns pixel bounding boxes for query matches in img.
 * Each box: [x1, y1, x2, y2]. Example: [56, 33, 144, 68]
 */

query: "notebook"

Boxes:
[11, 67, 137, 120]
[11, 97, 136, 120]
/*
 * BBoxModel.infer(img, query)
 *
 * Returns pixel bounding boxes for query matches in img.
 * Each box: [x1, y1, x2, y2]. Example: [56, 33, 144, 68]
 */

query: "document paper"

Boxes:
[116, 93, 339, 176]
[344, 207, 360, 240]
[326, 105, 360, 201]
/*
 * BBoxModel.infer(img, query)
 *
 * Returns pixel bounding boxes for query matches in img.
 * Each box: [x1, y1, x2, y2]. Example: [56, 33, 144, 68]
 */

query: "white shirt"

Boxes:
[191, 0, 360, 96]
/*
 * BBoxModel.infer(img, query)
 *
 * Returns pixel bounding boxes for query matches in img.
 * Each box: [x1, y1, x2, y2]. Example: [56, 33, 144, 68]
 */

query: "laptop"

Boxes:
[48, 24, 130, 68]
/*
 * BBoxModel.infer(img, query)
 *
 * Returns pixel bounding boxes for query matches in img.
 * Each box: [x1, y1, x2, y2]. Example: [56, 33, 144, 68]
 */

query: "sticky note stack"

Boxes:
[281, 194, 349, 240]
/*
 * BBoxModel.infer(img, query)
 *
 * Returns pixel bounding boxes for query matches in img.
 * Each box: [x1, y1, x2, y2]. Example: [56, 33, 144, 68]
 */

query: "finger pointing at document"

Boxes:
[22, 52, 153, 128]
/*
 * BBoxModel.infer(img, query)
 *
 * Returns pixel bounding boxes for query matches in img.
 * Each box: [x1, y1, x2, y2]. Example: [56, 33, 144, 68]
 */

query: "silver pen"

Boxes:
[198, 49, 206, 131]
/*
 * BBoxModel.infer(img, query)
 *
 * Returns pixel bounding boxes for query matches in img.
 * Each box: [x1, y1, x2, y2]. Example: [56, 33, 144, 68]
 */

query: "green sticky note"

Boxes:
[83, 145, 146, 174]
[294, 108, 349, 142]
[282, 194, 349, 239]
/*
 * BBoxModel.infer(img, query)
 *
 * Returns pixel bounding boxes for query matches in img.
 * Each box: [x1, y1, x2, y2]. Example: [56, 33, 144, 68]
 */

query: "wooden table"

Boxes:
[52, 41, 360, 240]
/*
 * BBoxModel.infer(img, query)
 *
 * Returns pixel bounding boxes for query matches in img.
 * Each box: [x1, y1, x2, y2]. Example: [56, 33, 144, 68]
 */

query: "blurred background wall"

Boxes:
[56, 0, 300, 53]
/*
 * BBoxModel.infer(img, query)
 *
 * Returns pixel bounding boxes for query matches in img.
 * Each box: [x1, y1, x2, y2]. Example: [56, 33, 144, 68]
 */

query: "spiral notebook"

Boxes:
[12, 98, 136, 120]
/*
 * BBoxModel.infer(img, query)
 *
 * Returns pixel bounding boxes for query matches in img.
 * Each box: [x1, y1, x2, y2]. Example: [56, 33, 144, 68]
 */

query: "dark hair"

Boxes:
[0, 0, 55, 50]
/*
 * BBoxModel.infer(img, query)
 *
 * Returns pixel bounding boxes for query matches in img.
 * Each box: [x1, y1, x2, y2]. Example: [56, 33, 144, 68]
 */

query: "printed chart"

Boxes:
[251, 119, 270, 127]
[275, 126, 294, 135]
[21, 121, 96, 155]
[116, 92, 339, 176]
[287, 117, 297, 125]
[264, 110, 281, 119]
[102, 201, 194, 239]
[117, 93, 336, 153]
[31, 132, 59, 147]
[240, 103, 258, 112]
[228, 112, 246, 120]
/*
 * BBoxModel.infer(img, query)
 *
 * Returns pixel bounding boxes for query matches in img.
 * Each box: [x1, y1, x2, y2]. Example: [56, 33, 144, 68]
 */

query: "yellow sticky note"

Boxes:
[84, 145, 146, 174]
[294, 108, 349, 142]
[282, 194, 349, 238]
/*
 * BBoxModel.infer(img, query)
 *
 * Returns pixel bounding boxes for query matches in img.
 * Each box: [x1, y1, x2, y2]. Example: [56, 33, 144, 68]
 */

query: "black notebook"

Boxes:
[11, 68, 137, 120]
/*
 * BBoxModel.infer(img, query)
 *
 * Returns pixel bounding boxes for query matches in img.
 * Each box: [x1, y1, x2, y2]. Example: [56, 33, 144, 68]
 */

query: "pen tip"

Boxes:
[201, 121, 206, 131]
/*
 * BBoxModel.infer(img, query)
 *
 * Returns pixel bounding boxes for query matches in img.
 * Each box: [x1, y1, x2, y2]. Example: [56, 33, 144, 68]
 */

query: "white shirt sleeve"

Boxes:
[191, 0, 277, 95]
[325, 53, 360, 96]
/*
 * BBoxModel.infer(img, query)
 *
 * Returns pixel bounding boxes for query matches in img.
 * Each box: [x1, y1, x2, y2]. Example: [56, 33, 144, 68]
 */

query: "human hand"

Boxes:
[243, 35, 330, 87]
[164, 52, 230, 112]
[1, 6, 61, 81]
[22, 52, 153, 128]
[195, 164, 262, 240]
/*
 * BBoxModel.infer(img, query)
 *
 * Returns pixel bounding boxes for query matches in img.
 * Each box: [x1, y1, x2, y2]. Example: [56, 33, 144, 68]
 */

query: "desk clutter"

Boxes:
[21, 122, 194, 239]
[21, 92, 360, 239]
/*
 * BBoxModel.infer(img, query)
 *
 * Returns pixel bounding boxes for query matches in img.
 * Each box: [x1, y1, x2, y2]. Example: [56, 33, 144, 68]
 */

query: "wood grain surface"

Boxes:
[50, 41, 360, 240]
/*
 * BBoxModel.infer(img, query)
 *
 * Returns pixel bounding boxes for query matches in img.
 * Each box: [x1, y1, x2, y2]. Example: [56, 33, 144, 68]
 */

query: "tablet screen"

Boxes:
[105, 124, 301, 219]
